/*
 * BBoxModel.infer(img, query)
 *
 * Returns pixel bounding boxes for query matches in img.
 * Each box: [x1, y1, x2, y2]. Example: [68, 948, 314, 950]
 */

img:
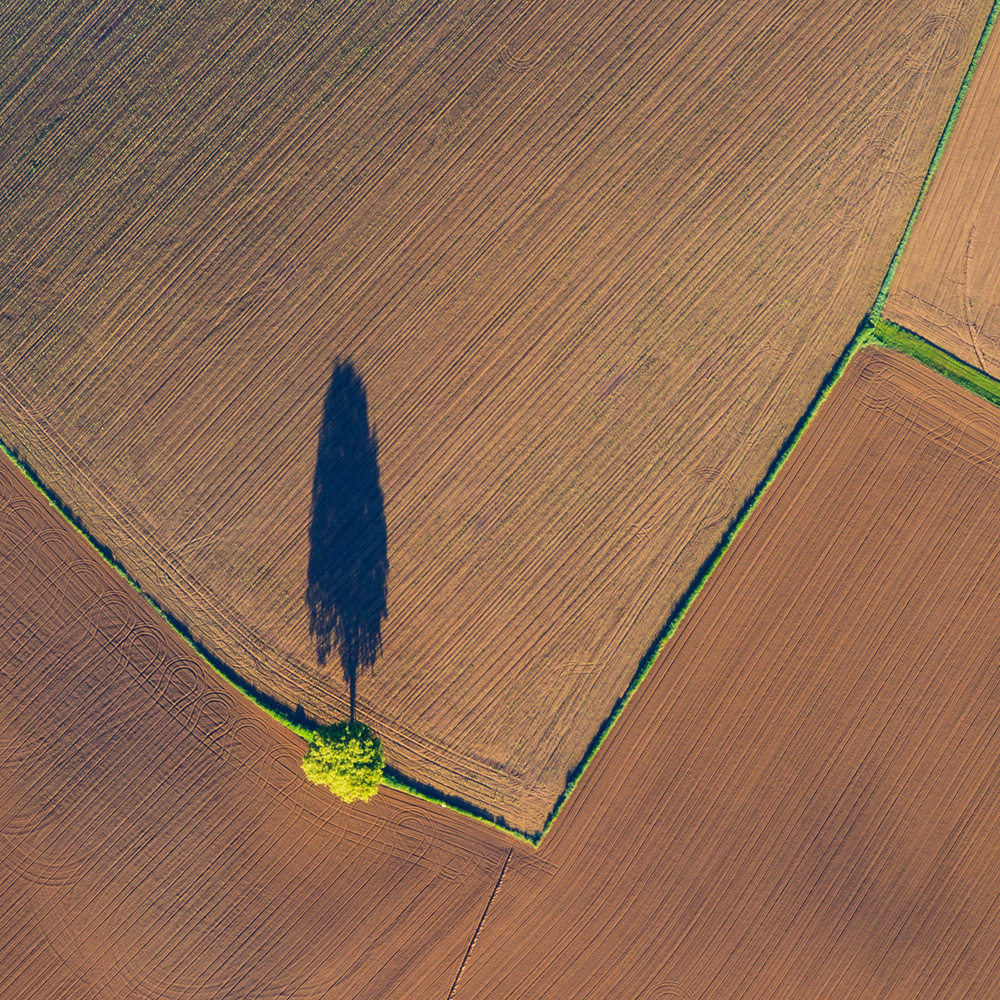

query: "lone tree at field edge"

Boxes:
[301, 720, 385, 803]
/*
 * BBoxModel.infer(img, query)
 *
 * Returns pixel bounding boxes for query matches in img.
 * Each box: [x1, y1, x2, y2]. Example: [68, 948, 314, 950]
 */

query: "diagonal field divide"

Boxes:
[0, 443, 516, 999]
[454, 343, 1000, 999]
[1, 0, 1000, 849]
[870, 0, 1000, 318]
[534, 0, 1000, 846]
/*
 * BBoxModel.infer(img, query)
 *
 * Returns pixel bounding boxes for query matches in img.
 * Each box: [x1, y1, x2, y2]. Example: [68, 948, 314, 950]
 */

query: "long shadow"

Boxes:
[307, 360, 388, 721]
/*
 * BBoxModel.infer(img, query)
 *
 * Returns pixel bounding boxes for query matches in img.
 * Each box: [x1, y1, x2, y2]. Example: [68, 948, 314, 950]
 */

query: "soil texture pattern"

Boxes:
[885, 16, 1000, 373]
[456, 349, 1000, 999]
[0, 451, 510, 1000]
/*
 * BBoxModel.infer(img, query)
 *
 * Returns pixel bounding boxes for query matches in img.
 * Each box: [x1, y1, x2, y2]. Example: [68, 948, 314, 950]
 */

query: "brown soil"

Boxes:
[0, 0, 988, 831]
[457, 348, 1000, 998]
[884, 20, 1000, 372]
[0, 450, 511, 999]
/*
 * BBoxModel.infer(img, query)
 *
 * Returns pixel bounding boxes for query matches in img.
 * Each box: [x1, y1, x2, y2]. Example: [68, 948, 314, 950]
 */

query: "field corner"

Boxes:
[867, 317, 1000, 409]
[535, 318, 879, 842]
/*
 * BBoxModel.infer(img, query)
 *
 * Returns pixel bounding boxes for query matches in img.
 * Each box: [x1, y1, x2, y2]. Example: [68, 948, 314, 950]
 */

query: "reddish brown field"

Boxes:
[456, 349, 1000, 999]
[884, 20, 1000, 372]
[0, 451, 512, 999]
[0, 0, 989, 830]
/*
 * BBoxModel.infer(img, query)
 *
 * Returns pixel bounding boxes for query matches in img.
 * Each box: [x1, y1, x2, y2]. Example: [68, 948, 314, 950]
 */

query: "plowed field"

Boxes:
[0, 0, 988, 831]
[885, 16, 1000, 374]
[0, 451, 512, 999]
[456, 348, 1000, 998]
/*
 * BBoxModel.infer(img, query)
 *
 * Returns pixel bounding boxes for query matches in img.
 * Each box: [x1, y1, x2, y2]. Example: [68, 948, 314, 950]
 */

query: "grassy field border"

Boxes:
[0, 437, 316, 740]
[534, 0, 1000, 842]
[0, 434, 542, 842]
[536, 322, 879, 838]
[868, 317, 1000, 407]
[536, 309, 1000, 841]
[871, 0, 1000, 318]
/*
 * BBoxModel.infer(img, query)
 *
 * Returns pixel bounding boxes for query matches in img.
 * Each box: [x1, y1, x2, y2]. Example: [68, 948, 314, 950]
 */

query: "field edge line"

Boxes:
[872, 0, 1000, 318]
[381, 770, 539, 845]
[868, 317, 1000, 408]
[445, 847, 514, 1000]
[0, 437, 319, 734]
[536, 317, 879, 841]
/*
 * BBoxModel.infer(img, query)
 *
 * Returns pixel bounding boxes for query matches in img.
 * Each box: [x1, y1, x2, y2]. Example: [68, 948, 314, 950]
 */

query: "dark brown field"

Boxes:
[0, 449, 512, 999]
[0, 0, 988, 830]
[885, 18, 1000, 373]
[455, 349, 1000, 998]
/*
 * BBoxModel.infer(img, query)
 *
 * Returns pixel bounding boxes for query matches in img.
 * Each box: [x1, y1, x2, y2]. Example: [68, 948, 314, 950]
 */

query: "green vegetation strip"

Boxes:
[872, 0, 1000, 318]
[0, 438, 316, 738]
[868, 317, 1000, 408]
[6, 3, 999, 849]
[537, 323, 880, 839]
[539, 314, 1000, 843]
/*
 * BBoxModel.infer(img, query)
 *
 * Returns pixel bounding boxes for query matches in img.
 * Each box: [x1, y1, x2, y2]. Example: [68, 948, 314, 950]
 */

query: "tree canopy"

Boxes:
[301, 720, 385, 803]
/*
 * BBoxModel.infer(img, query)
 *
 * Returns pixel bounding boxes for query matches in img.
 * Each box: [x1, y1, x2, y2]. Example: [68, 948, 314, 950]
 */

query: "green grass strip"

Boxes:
[381, 771, 538, 846]
[872, 0, 1000, 318]
[6, 3, 998, 849]
[540, 316, 1000, 843]
[538, 2, 1000, 843]
[0, 437, 319, 740]
[868, 317, 1000, 408]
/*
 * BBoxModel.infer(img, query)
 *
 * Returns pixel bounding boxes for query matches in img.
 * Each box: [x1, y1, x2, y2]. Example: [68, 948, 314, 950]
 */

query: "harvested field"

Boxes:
[456, 348, 1000, 998]
[0, 451, 512, 999]
[0, 0, 989, 830]
[884, 10, 1000, 375]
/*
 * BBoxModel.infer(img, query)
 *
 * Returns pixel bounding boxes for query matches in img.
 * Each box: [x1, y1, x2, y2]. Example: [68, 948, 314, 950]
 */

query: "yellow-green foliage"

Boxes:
[301, 721, 384, 803]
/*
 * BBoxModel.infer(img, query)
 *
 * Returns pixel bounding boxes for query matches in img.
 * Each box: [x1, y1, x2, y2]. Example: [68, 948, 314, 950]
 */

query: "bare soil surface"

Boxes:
[885, 18, 1000, 373]
[0, 0, 988, 830]
[0, 451, 511, 1000]
[458, 348, 1000, 998]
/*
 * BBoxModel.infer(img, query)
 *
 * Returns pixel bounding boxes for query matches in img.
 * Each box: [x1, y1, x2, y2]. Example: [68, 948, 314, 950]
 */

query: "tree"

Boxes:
[301, 721, 384, 803]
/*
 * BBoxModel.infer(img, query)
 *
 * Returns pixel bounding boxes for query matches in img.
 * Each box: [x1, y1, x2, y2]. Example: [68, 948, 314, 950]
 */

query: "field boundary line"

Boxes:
[445, 847, 513, 1000]
[872, 0, 1000, 318]
[0, 438, 316, 735]
[536, 0, 1000, 845]
[540, 314, 1000, 844]
[535, 320, 879, 839]
[3, 2, 996, 851]
[868, 317, 1000, 408]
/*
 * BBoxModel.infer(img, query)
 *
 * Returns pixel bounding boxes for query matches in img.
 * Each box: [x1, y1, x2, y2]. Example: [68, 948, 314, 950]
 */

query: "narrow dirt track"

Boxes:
[0, 451, 512, 1000]
[457, 349, 1000, 999]
[0, 0, 990, 829]
[885, 15, 1000, 374]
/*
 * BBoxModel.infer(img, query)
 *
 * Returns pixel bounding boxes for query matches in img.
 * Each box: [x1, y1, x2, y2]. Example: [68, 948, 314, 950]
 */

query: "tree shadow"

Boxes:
[307, 360, 388, 721]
